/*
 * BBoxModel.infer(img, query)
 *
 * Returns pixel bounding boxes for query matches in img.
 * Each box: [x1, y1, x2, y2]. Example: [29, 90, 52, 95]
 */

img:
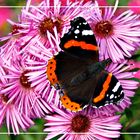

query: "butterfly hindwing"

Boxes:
[54, 52, 95, 110]
[54, 53, 113, 111]
[92, 71, 124, 108]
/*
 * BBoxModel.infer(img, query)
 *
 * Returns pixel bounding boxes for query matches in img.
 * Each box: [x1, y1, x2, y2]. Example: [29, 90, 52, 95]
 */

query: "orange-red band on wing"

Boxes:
[93, 73, 112, 103]
[64, 40, 98, 51]
[46, 58, 58, 85]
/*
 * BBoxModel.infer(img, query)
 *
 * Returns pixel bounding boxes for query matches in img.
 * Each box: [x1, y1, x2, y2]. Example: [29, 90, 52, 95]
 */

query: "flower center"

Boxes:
[94, 20, 113, 37]
[71, 114, 90, 132]
[12, 25, 23, 35]
[1, 94, 9, 104]
[39, 17, 63, 36]
[20, 71, 31, 88]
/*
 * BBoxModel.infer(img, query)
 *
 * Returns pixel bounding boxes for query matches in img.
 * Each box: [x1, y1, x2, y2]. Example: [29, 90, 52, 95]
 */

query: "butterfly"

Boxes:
[47, 17, 124, 112]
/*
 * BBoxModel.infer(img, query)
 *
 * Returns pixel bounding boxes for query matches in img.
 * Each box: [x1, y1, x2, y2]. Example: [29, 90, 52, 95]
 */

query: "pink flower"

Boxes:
[0, 37, 32, 64]
[0, 66, 34, 134]
[90, 0, 140, 62]
[0, 16, 30, 42]
[31, 0, 42, 3]
[24, 37, 60, 106]
[0, 95, 34, 135]
[44, 106, 122, 140]
[70, 0, 108, 5]
[0, 58, 52, 118]
[128, 0, 140, 14]
[128, 60, 140, 79]
[133, 70, 140, 79]
[0, 8, 12, 27]
[12, 0, 95, 46]
[128, 60, 140, 70]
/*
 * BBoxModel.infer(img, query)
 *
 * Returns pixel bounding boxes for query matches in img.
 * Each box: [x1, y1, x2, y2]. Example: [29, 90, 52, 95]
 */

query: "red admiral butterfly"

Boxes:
[47, 17, 124, 112]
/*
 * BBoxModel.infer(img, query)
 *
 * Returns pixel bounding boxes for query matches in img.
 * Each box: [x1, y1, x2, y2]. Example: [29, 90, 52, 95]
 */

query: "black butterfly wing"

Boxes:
[92, 71, 124, 108]
[60, 17, 98, 62]
[54, 52, 114, 111]
[55, 51, 100, 111]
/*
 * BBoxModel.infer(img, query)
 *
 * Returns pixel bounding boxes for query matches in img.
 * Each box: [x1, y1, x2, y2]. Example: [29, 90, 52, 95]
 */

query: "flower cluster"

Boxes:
[0, 0, 140, 139]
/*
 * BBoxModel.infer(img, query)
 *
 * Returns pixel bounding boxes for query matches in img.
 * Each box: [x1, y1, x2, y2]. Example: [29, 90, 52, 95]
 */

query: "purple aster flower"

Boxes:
[0, 58, 52, 118]
[1, 0, 95, 62]
[90, 0, 140, 62]
[133, 70, 140, 79]
[0, 32, 35, 64]
[0, 21, 29, 42]
[0, 11, 33, 62]
[24, 38, 60, 106]
[0, 94, 34, 135]
[128, 60, 140, 79]
[44, 106, 122, 140]
[17, 0, 95, 45]
[128, 60, 140, 70]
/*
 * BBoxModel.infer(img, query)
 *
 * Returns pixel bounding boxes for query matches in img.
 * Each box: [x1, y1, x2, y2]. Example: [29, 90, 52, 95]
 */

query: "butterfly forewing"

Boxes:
[60, 17, 98, 62]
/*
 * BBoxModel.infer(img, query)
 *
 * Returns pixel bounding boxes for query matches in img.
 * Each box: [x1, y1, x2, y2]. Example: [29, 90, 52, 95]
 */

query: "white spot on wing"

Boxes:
[112, 82, 120, 92]
[74, 29, 80, 34]
[82, 30, 93, 36]
[110, 94, 114, 99]
[83, 22, 87, 25]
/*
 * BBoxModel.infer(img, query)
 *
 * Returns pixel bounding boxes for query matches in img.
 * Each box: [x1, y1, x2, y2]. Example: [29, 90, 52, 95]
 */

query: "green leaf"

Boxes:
[107, 0, 115, 5]
[0, 135, 10, 140]
[135, 134, 140, 140]
[51, 135, 63, 140]
[125, 109, 133, 121]
[121, 134, 133, 140]
[28, 118, 45, 132]
[5, 0, 26, 6]
[120, 114, 127, 125]
[107, 0, 130, 6]
[18, 134, 34, 140]
[127, 120, 140, 132]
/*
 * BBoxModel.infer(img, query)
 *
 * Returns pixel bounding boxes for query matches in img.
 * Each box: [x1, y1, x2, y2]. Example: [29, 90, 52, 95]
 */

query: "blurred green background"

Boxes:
[0, 0, 140, 140]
